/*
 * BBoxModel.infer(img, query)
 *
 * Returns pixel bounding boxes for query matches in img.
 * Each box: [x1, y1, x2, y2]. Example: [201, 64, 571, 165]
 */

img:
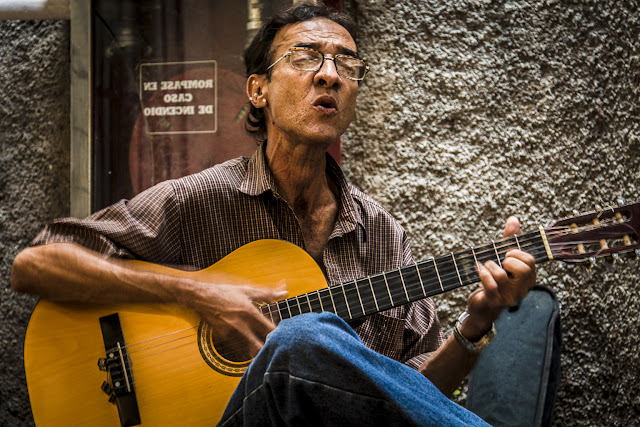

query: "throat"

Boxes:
[295, 192, 339, 269]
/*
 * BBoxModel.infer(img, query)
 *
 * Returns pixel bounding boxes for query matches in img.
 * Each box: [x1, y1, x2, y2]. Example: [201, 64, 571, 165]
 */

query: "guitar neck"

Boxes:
[260, 229, 550, 324]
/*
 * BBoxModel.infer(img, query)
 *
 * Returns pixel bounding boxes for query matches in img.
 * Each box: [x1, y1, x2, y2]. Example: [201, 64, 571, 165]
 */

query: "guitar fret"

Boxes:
[471, 247, 479, 268]
[319, 289, 335, 314]
[274, 304, 281, 322]
[367, 277, 380, 312]
[384, 273, 395, 306]
[415, 262, 426, 296]
[296, 296, 303, 314]
[390, 271, 409, 302]
[456, 249, 480, 285]
[285, 299, 293, 318]
[328, 287, 337, 314]
[451, 253, 463, 286]
[308, 291, 322, 314]
[306, 294, 312, 312]
[397, 266, 423, 301]
[492, 240, 502, 268]
[275, 300, 287, 320]
[432, 258, 444, 292]
[398, 269, 409, 301]
[514, 234, 521, 250]
[343, 284, 353, 319]
[355, 280, 366, 315]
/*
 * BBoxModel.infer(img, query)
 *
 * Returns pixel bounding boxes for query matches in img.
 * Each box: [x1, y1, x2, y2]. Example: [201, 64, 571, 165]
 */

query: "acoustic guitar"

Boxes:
[23, 201, 640, 426]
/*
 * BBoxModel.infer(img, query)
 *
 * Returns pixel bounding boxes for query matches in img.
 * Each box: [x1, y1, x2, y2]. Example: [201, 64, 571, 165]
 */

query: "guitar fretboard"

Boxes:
[260, 229, 549, 324]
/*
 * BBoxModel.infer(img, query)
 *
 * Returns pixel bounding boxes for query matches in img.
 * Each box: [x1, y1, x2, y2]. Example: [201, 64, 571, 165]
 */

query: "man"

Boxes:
[11, 3, 535, 425]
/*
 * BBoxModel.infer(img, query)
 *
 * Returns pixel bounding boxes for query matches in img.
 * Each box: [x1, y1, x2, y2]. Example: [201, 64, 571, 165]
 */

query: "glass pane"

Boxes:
[91, 0, 291, 211]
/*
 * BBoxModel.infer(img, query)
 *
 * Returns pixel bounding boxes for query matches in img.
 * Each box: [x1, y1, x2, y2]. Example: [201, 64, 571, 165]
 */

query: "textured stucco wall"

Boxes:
[1, 1, 639, 425]
[343, 0, 640, 425]
[0, 20, 70, 426]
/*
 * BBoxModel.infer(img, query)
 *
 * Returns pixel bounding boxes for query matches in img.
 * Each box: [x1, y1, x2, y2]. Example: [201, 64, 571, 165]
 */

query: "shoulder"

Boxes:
[170, 156, 251, 197]
[348, 184, 405, 232]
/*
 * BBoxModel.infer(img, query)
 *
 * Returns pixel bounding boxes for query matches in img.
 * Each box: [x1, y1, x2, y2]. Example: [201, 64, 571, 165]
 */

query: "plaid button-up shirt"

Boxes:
[33, 146, 444, 368]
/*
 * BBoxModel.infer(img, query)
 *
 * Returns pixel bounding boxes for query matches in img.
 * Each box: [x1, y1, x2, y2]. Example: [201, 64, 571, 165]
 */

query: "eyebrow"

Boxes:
[293, 42, 359, 58]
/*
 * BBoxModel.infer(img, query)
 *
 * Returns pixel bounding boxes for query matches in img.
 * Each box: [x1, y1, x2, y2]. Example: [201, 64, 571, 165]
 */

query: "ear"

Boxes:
[246, 74, 268, 108]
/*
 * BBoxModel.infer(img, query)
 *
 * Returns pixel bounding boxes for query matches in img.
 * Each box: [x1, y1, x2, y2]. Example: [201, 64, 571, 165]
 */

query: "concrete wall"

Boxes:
[343, 0, 640, 425]
[1, 1, 639, 425]
[1, 20, 69, 426]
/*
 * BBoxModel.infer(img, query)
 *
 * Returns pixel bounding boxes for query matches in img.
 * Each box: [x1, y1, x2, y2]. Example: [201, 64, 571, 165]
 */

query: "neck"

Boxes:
[264, 138, 334, 212]
[263, 137, 339, 262]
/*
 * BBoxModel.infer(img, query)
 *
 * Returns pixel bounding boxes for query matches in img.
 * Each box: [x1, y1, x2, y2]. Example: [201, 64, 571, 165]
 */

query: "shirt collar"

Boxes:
[239, 144, 278, 196]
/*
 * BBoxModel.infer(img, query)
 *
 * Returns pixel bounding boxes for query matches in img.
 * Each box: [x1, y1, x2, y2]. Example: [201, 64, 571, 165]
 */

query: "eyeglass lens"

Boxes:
[289, 49, 366, 80]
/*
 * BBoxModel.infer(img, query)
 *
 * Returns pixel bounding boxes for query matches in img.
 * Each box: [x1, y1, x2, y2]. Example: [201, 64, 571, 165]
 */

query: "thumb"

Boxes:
[250, 284, 288, 302]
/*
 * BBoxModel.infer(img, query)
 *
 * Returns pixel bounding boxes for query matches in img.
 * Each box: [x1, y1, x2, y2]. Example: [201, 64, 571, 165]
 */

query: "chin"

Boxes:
[308, 125, 347, 145]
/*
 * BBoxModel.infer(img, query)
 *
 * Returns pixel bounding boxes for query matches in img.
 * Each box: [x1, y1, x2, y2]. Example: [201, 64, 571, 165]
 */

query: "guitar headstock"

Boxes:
[544, 200, 640, 264]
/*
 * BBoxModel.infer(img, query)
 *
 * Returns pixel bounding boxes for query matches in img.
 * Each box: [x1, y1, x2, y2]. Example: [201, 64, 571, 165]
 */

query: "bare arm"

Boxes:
[418, 217, 537, 395]
[11, 242, 286, 355]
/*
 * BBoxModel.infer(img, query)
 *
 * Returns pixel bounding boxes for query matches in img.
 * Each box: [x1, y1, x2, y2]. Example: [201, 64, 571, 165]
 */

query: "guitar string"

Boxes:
[110, 236, 591, 366]
[113, 231, 546, 354]
[106, 228, 633, 365]
[120, 236, 588, 374]
[107, 230, 558, 357]
[110, 232, 556, 363]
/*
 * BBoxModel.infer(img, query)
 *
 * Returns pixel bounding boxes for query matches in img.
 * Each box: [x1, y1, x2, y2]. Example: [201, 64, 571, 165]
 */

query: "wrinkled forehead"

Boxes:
[271, 17, 357, 58]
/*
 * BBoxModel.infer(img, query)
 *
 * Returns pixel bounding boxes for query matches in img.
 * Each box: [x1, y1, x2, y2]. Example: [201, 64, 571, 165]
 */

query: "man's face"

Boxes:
[261, 18, 359, 147]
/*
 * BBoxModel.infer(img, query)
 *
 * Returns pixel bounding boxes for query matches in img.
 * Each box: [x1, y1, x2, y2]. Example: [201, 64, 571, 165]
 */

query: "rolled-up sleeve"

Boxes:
[32, 180, 182, 264]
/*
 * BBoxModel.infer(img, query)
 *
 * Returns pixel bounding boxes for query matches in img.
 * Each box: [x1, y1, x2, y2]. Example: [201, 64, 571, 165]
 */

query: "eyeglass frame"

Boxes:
[265, 47, 370, 81]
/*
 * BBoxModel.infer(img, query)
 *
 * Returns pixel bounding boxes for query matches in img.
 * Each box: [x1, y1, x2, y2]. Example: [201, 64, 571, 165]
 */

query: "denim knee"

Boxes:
[265, 312, 358, 355]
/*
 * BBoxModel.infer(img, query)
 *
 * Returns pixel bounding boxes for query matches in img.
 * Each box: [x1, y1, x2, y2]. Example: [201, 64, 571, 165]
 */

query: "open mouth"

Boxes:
[313, 96, 338, 113]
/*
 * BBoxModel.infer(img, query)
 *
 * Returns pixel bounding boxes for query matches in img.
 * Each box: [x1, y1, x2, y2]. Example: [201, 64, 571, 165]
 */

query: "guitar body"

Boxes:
[24, 240, 328, 426]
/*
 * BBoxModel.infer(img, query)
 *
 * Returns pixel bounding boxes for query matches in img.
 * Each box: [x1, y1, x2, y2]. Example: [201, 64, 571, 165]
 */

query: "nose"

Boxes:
[313, 55, 340, 88]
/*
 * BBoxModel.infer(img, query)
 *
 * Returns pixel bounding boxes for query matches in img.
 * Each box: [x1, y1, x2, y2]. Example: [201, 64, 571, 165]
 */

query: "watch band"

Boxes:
[453, 311, 496, 354]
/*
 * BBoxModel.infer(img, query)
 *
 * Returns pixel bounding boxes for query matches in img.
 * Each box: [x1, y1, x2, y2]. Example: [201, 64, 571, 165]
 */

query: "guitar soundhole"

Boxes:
[197, 322, 252, 377]
[210, 332, 256, 362]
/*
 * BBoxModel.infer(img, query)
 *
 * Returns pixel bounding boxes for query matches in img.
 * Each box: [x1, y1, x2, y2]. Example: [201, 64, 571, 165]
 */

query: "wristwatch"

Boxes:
[453, 311, 496, 354]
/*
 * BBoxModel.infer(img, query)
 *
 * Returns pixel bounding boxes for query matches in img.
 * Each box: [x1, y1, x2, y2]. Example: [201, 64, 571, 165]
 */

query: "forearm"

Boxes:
[418, 334, 478, 396]
[418, 312, 493, 396]
[10, 242, 186, 305]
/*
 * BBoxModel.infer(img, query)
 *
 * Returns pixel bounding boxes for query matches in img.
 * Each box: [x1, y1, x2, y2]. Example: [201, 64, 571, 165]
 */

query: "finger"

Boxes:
[502, 255, 534, 278]
[503, 216, 521, 237]
[246, 285, 288, 303]
[483, 260, 509, 286]
[219, 315, 267, 359]
[483, 260, 522, 306]
[504, 249, 536, 268]
[477, 262, 502, 303]
[245, 301, 279, 334]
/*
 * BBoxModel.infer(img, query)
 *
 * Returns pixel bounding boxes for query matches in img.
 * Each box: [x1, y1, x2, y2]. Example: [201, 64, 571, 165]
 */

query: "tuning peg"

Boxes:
[583, 256, 597, 272]
[602, 257, 617, 272]
[605, 253, 621, 265]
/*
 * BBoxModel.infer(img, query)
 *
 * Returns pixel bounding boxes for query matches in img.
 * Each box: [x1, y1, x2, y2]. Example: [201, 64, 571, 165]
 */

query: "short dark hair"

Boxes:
[243, 2, 357, 143]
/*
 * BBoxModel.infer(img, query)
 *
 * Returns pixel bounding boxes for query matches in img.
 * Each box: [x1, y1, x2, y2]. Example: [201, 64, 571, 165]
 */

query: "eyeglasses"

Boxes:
[266, 47, 370, 81]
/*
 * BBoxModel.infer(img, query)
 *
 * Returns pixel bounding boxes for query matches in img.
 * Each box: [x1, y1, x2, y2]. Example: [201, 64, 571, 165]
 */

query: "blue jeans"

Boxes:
[218, 312, 489, 426]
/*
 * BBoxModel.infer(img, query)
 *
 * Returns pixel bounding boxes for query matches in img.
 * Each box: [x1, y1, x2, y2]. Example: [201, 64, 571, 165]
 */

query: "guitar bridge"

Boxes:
[99, 313, 141, 427]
